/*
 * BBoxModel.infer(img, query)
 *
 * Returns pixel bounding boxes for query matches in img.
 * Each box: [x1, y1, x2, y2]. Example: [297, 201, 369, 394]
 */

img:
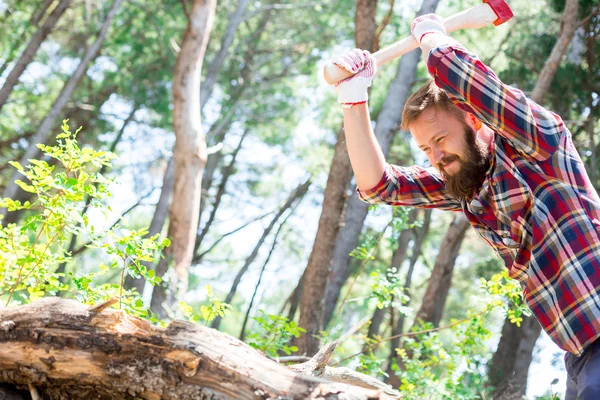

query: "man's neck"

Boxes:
[477, 125, 494, 150]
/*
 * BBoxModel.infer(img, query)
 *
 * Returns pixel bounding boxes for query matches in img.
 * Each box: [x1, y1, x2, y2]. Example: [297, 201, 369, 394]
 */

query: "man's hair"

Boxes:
[401, 80, 466, 131]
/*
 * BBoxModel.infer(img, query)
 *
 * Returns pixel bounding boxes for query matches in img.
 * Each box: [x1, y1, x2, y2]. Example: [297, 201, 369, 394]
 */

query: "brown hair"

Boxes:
[400, 80, 466, 131]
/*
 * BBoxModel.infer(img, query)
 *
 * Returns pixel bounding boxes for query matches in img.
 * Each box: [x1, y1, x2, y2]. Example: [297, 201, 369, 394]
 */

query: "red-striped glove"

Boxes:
[331, 49, 377, 108]
[411, 14, 446, 44]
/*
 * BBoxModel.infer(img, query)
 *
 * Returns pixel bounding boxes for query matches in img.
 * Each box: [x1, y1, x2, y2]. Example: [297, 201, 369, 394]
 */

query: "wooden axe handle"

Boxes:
[323, 2, 509, 85]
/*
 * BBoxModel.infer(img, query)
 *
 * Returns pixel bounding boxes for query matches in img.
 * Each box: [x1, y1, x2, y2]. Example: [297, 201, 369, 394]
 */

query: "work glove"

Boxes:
[411, 13, 446, 43]
[331, 49, 377, 108]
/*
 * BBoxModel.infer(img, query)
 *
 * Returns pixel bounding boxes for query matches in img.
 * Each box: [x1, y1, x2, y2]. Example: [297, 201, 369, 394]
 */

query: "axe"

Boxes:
[323, 0, 513, 85]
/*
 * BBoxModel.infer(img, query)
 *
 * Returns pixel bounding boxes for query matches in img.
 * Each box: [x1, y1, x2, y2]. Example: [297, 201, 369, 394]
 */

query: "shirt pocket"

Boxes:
[490, 163, 532, 245]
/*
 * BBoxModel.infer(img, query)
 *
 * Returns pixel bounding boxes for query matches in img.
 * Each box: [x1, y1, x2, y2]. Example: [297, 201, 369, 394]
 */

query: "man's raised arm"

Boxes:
[413, 14, 566, 161]
[332, 49, 461, 211]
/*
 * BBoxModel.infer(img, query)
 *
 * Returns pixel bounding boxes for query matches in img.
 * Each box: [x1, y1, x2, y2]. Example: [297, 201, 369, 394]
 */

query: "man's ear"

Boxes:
[466, 112, 482, 130]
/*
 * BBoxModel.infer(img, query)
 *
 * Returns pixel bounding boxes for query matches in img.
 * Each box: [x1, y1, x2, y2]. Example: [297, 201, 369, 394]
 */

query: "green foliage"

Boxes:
[481, 270, 532, 327]
[0, 122, 167, 318]
[534, 377, 561, 400]
[357, 334, 388, 377]
[179, 284, 233, 325]
[392, 313, 493, 400]
[246, 310, 306, 358]
[368, 268, 410, 313]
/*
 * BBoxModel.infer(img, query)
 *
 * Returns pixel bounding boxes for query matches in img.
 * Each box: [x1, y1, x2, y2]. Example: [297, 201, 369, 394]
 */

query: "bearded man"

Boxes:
[332, 14, 600, 399]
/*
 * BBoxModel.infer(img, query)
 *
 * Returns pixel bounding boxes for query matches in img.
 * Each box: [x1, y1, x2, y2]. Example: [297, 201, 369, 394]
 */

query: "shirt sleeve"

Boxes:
[426, 44, 565, 161]
[356, 163, 462, 211]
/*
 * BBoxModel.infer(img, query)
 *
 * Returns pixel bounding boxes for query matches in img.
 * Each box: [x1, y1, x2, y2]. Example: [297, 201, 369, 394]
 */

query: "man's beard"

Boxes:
[438, 125, 490, 200]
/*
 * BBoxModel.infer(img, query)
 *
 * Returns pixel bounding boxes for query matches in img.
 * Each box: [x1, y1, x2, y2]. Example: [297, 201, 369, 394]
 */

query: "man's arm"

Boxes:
[419, 31, 565, 161]
[343, 103, 387, 190]
[333, 49, 461, 211]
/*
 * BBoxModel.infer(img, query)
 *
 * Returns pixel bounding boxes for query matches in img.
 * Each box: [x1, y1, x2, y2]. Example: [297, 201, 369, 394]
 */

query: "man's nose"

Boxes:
[432, 147, 444, 166]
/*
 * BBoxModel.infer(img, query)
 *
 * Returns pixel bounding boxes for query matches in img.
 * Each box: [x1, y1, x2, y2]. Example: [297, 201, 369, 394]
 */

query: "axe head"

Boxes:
[482, 0, 514, 26]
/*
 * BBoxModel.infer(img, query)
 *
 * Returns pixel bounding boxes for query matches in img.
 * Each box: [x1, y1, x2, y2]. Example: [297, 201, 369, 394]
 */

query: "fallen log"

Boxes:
[0, 298, 399, 399]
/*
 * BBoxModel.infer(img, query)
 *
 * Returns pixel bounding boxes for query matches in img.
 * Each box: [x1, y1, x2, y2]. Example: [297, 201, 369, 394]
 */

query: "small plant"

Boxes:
[179, 284, 233, 325]
[368, 268, 410, 313]
[89, 227, 169, 307]
[246, 310, 306, 358]
[0, 121, 168, 319]
[480, 269, 531, 326]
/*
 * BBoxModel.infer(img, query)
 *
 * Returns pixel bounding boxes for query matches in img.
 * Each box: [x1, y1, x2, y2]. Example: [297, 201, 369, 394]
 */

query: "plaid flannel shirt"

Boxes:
[358, 44, 600, 356]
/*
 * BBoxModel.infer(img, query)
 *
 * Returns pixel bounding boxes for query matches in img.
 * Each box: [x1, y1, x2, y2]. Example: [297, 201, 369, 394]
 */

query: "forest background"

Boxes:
[0, 0, 598, 399]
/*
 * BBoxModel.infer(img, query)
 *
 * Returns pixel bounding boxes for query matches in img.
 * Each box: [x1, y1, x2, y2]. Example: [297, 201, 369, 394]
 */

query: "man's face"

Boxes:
[410, 107, 490, 199]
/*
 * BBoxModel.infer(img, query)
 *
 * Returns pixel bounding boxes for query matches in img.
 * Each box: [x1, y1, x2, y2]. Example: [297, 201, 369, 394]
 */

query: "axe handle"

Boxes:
[323, 2, 502, 85]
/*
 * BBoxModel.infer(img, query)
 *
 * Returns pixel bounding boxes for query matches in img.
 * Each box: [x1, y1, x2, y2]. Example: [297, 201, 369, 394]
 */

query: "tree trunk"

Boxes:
[393, 210, 432, 336]
[161, 0, 216, 312]
[297, 0, 379, 357]
[197, 103, 239, 228]
[194, 4, 271, 256]
[195, 130, 249, 254]
[366, 220, 415, 339]
[530, 0, 580, 102]
[488, 318, 541, 399]
[1, 0, 124, 216]
[125, 157, 175, 293]
[488, 0, 579, 396]
[412, 214, 469, 327]
[386, 212, 469, 387]
[386, 209, 432, 384]
[200, 0, 252, 109]
[211, 178, 311, 329]
[283, 272, 304, 322]
[321, 0, 443, 332]
[239, 200, 303, 341]
[0, 0, 71, 113]
[0, 298, 399, 400]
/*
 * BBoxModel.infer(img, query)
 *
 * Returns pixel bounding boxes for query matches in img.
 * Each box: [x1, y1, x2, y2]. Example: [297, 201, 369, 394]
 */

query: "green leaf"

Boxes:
[8, 161, 24, 172]
[65, 177, 78, 188]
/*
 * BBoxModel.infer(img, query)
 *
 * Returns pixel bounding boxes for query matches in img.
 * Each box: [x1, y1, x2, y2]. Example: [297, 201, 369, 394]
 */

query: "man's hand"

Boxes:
[331, 49, 376, 108]
[411, 13, 446, 43]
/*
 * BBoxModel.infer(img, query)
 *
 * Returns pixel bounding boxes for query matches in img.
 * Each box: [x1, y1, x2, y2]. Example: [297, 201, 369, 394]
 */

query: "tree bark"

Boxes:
[488, 0, 580, 396]
[211, 178, 311, 329]
[297, 0, 379, 357]
[0, 298, 399, 400]
[0, 0, 71, 113]
[488, 318, 541, 399]
[160, 0, 216, 313]
[1, 0, 124, 216]
[321, 0, 443, 332]
[283, 272, 304, 322]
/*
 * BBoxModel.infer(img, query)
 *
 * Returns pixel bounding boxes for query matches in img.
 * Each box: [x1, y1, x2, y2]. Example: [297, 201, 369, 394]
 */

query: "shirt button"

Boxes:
[503, 232, 510, 238]
[478, 210, 483, 215]
[492, 181, 497, 187]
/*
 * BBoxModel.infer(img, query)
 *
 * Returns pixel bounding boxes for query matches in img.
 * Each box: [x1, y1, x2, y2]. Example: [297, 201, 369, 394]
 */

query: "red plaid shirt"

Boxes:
[358, 44, 600, 355]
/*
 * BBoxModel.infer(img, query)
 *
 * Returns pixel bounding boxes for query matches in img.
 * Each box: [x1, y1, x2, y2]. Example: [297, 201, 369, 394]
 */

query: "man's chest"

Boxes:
[461, 144, 539, 269]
